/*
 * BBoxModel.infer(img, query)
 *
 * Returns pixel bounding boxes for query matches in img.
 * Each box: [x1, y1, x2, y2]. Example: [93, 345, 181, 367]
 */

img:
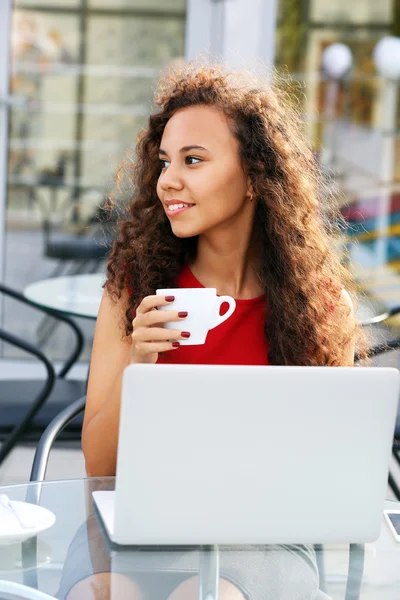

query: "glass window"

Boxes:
[276, 0, 400, 312]
[4, 1, 186, 361]
[88, 0, 185, 10]
[16, 0, 79, 6]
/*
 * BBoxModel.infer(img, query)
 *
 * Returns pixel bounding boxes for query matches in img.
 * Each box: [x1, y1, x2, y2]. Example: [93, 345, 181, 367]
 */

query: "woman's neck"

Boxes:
[190, 230, 264, 300]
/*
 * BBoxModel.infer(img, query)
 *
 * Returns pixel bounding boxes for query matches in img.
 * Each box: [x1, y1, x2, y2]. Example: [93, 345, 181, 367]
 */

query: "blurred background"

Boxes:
[0, 0, 399, 365]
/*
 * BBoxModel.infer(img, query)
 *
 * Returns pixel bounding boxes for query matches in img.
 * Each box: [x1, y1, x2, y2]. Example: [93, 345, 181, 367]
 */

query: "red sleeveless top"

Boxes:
[157, 264, 269, 365]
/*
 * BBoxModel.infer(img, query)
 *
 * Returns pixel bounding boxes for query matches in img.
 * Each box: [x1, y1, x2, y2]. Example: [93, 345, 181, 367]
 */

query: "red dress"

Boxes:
[157, 264, 269, 365]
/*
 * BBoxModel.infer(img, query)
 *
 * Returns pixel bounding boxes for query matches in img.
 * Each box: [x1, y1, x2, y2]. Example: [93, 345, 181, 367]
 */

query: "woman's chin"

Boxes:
[171, 224, 202, 239]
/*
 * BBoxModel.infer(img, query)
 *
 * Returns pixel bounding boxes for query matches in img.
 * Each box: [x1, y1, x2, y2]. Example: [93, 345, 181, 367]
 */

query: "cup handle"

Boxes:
[211, 296, 236, 329]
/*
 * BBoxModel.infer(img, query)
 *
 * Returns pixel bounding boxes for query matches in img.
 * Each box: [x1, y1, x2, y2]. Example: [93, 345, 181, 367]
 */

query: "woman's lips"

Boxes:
[166, 204, 195, 217]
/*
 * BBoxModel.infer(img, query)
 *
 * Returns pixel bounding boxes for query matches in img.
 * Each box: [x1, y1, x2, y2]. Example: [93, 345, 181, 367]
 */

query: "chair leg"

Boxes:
[388, 471, 400, 501]
[89, 259, 101, 273]
[388, 447, 400, 500]
[48, 260, 68, 279]
[68, 261, 86, 275]
[393, 447, 400, 469]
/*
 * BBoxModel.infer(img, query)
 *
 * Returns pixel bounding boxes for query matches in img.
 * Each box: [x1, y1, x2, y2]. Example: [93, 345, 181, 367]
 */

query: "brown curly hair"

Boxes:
[105, 61, 370, 365]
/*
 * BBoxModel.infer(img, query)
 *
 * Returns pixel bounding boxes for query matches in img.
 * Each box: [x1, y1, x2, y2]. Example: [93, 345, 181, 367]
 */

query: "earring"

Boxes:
[249, 193, 254, 202]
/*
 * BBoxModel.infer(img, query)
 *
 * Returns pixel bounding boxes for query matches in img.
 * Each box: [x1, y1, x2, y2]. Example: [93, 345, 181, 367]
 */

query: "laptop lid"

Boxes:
[109, 364, 399, 545]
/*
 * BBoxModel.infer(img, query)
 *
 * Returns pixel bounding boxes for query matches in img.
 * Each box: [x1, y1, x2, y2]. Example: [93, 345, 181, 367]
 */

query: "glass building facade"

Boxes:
[1, 0, 399, 361]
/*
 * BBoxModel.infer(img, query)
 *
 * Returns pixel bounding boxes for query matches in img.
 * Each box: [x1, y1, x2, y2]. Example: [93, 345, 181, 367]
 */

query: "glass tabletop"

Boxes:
[0, 478, 399, 600]
[23, 274, 105, 319]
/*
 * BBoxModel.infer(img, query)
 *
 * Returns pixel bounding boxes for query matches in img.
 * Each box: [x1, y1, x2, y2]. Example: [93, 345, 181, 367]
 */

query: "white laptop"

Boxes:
[93, 364, 399, 545]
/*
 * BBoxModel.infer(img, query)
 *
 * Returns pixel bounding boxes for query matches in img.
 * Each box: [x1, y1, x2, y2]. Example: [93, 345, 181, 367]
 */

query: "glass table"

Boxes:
[24, 274, 105, 320]
[0, 478, 399, 600]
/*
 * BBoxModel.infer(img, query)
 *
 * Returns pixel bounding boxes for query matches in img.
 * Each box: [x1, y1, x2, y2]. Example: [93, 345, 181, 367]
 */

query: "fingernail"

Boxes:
[172, 342, 180, 348]
[165, 296, 175, 302]
[181, 331, 191, 338]
[178, 311, 188, 318]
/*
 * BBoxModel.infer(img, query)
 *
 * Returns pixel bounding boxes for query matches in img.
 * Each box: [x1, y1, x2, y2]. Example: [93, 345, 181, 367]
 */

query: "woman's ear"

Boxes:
[246, 178, 255, 201]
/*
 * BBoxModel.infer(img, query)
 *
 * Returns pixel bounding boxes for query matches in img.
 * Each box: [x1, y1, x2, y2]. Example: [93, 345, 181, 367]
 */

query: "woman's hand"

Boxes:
[130, 295, 189, 364]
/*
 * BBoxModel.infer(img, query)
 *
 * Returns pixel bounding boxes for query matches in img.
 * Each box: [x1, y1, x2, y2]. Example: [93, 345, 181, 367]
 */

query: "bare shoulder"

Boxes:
[83, 287, 132, 430]
[339, 288, 354, 313]
[96, 286, 132, 340]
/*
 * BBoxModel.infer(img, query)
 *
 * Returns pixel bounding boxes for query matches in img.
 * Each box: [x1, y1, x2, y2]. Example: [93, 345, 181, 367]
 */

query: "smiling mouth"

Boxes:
[166, 202, 195, 216]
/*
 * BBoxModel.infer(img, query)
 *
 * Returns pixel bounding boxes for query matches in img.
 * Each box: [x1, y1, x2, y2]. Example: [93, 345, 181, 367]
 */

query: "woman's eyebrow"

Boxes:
[158, 145, 208, 155]
[179, 145, 208, 153]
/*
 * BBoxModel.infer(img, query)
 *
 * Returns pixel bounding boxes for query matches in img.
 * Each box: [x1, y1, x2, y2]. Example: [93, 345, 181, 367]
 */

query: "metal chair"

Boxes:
[0, 283, 86, 466]
[358, 304, 400, 327]
[43, 203, 117, 279]
[30, 395, 86, 482]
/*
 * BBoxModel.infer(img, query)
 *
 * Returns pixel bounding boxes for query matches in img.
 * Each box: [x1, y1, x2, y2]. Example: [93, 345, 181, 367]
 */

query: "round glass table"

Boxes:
[0, 478, 399, 600]
[24, 274, 105, 320]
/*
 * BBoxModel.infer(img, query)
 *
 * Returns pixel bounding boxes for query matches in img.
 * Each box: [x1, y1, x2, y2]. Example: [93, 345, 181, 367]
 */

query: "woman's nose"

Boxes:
[159, 162, 184, 191]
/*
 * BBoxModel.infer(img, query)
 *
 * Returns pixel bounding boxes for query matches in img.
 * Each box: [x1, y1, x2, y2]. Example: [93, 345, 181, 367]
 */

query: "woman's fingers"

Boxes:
[136, 295, 175, 315]
[133, 295, 186, 329]
[134, 309, 186, 329]
[134, 341, 181, 355]
[132, 327, 183, 342]
[130, 295, 188, 363]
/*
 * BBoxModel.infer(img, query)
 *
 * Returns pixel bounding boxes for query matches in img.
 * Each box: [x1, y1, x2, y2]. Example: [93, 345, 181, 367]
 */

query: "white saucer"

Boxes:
[0, 500, 56, 546]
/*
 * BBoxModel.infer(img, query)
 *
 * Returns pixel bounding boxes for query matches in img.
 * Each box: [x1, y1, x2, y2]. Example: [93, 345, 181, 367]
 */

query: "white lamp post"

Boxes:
[372, 36, 400, 267]
[320, 43, 353, 168]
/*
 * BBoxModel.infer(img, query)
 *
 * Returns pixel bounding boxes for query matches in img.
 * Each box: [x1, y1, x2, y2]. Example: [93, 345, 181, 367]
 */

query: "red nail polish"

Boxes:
[165, 296, 175, 302]
[172, 342, 180, 348]
[181, 331, 191, 338]
[178, 311, 188, 318]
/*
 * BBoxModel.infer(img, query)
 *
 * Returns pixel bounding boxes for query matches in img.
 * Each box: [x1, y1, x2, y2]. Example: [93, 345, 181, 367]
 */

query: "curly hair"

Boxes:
[105, 61, 370, 365]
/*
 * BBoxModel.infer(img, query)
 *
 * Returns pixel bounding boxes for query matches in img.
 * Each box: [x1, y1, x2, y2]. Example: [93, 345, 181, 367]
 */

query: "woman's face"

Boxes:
[156, 105, 252, 239]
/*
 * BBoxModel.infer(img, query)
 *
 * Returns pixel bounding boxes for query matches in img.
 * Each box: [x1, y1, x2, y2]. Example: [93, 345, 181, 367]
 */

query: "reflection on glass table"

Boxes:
[0, 478, 399, 600]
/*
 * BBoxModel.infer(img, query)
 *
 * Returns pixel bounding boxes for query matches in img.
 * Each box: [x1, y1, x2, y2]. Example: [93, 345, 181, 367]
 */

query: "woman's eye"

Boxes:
[159, 159, 170, 169]
[185, 156, 202, 165]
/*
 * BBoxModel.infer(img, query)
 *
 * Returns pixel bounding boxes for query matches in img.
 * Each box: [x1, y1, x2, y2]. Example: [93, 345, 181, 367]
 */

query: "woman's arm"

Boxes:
[82, 289, 132, 477]
[81, 289, 187, 476]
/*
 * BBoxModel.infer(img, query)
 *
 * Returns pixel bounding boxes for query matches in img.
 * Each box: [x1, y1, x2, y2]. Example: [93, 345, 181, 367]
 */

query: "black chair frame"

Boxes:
[0, 283, 84, 465]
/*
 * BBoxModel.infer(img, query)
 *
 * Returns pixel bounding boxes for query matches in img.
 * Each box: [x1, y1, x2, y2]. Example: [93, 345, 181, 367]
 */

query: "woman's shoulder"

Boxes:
[339, 288, 352, 308]
[324, 283, 354, 325]
[337, 289, 353, 321]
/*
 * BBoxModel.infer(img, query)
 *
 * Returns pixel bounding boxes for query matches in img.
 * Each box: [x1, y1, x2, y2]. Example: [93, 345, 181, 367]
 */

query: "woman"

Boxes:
[61, 62, 367, 600]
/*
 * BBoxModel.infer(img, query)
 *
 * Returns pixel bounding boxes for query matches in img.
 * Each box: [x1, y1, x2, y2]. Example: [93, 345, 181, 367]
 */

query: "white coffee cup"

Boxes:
[156, 288, 236, 345]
